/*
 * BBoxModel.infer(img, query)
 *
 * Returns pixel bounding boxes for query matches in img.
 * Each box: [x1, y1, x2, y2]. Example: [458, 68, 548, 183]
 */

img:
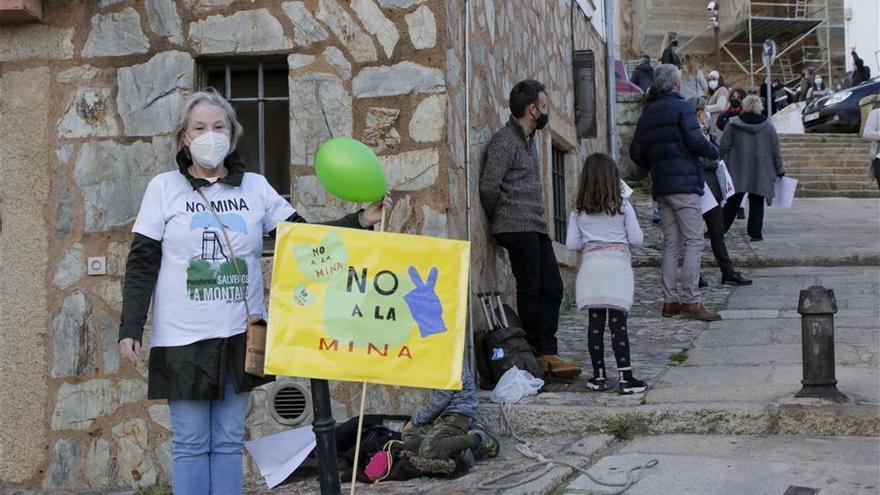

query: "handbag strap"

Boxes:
[196, 187, 252, 321]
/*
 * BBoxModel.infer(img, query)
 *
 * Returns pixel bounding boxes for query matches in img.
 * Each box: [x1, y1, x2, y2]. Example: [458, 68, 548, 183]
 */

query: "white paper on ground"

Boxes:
[700, 183, 718, 213]
[245, 426, 317, 488]
[773, 176, 798, 208]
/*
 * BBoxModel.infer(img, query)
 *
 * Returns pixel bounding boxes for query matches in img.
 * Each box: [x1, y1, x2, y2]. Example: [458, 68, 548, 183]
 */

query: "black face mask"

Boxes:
[671, 40, 679, 47]
[730, 99, 742, 109]
[535, 111, 549, 130]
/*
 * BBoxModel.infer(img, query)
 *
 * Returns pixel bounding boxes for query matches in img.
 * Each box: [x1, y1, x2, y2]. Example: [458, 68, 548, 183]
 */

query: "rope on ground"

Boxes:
[476, 403, 659, 494]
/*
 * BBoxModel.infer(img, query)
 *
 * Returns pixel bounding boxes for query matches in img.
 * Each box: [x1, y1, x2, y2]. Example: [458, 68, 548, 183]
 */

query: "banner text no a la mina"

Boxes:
[265, 223, 470, 390]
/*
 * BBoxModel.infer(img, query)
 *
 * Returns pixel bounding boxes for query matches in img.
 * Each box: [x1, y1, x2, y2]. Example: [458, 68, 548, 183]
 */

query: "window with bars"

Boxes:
[199, 59, 291, 198]
[551, 146, 567, 243]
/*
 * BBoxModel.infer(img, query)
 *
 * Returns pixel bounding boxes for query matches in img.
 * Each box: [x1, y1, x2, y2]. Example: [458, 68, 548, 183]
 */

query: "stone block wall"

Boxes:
[0, 0, 609, 490]
[467, 0, 609, 311]
[0, 0, 453, 490]
[617, 91, 647, 180]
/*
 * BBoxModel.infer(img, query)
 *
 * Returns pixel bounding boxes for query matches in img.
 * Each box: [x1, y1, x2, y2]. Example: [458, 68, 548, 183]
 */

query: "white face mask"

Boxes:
[814, 77, 823, 86]
[187, 131, 230, 169]
[708, 80, 719, 90]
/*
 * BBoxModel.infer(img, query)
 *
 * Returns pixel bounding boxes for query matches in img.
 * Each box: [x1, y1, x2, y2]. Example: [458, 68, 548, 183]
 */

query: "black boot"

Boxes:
[722, 271, 753, 286]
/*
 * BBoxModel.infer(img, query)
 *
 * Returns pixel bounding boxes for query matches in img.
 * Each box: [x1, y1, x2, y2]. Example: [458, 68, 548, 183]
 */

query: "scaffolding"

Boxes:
[721, 0, 836, 88]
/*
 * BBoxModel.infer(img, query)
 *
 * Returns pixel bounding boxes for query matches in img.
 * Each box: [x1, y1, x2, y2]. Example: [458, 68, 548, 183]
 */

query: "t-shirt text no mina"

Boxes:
[133, 171, 295, 348]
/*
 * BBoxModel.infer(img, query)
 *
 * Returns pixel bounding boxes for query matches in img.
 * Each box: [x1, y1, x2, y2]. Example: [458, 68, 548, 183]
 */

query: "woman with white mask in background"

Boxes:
[118, 89, 390, 494]
[705, 70, 730, 138]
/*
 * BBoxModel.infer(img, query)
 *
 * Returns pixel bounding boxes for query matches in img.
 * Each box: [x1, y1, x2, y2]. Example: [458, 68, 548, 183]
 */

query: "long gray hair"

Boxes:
[173, 88, 244, 152]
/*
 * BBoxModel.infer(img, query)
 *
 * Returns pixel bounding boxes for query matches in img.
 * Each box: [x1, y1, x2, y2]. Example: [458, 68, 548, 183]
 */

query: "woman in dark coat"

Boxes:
[719, 95, 785, 241]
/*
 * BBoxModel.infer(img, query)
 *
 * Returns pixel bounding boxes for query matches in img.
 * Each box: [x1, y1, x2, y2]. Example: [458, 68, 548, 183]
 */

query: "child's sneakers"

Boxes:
[617, 378, 647, 395]
[469, 422, 499, 459]
[586, 377, 608, 392]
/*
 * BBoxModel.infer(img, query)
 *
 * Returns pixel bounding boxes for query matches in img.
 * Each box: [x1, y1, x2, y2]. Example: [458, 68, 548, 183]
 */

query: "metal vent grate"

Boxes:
[267, 383, 311, 426]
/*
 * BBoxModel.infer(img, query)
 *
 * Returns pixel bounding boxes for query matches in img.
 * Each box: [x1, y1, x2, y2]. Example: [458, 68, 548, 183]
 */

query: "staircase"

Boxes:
[779, 134, 879, 198]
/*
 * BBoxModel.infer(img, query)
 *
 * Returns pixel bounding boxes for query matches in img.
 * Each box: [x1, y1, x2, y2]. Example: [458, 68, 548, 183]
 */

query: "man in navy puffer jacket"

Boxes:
[629, 64, 722, 322]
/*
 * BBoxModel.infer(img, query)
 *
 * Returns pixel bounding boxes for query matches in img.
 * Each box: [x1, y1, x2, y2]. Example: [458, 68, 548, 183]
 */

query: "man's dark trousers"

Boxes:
[494, 232, 562, 356]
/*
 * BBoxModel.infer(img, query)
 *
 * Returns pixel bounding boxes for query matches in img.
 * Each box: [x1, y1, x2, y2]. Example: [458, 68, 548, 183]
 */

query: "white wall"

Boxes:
[844, 0, 880, 78]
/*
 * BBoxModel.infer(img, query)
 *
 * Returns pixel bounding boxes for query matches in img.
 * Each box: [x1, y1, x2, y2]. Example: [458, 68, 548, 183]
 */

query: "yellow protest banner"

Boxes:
[265, 223, 470, 390]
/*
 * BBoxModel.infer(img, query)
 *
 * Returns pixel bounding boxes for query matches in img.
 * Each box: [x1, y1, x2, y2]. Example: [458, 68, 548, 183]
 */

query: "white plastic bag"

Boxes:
[489, 366, 544, 404]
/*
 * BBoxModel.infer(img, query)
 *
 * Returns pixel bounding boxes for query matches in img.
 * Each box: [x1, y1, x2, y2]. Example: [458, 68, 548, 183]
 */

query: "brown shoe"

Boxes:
[661, 302, 681, 317]
[680, 303, 722, 321]
[536, 355, 582, 379]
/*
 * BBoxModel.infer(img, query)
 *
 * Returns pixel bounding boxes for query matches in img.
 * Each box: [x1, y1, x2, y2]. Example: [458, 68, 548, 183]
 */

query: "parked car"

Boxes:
[803, 76, 880, 133]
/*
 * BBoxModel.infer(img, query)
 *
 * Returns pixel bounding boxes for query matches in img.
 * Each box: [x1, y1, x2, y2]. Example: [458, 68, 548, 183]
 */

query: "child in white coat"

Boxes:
[566, 153, 647, 394]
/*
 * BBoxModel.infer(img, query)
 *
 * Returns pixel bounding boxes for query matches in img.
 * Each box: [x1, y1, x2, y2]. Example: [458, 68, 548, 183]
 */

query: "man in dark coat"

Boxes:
[630, 55, 655, 92]
[629, 64, 722, 322]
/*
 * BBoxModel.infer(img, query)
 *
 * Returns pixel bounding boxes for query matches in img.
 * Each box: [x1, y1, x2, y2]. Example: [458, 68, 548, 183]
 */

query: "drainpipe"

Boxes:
[604, 0, 618, 161]
[464, 0, 475, 370]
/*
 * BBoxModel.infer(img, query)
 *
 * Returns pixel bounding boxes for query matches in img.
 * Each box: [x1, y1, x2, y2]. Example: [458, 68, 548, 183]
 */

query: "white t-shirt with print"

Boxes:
[133, 171, 295, 347]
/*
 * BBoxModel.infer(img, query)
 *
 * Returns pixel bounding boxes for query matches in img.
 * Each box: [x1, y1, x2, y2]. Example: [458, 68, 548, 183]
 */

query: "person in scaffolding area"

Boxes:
[850, 45, 872, 86]
[661, 31, 682, 69]
[118, 88, 390, 495]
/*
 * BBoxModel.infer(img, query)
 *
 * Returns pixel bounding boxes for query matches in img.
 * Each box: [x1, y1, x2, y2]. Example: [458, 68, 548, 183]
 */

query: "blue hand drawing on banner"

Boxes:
[402, 266, 447, 337]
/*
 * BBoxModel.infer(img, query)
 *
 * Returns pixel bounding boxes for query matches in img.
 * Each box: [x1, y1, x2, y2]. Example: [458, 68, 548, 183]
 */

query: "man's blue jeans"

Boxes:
[168, 373, 249, 495]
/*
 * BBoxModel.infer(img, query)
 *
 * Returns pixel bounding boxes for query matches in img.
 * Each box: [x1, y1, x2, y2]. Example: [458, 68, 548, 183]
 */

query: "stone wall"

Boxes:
[617, 92, 648, 180]
[0, 0, 452, 490]
[467, 0, 609, 311]
[0, 0, 608, 490]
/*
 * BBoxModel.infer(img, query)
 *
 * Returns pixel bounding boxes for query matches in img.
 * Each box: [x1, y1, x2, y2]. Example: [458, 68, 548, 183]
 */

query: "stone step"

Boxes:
[779, 133, 863, 140]
[786, 168, 871, 175]
[782, 156, 868, 163]
[478, 402, 880, 438]
[799, 180, 878, 190]
[797, 189, 880, 198]
[780, 148, 870, 154]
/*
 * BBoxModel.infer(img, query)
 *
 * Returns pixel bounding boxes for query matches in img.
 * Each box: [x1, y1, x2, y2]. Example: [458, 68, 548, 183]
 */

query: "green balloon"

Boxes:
[315, 137, 388, 202]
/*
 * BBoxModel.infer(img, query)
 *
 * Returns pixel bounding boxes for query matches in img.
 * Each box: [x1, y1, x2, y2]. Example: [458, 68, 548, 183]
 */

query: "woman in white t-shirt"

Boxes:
[118, 89, 390, 494]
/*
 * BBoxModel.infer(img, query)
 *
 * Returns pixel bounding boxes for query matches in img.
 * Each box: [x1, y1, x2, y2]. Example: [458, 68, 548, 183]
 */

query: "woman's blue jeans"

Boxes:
[168, 373, 249, 495]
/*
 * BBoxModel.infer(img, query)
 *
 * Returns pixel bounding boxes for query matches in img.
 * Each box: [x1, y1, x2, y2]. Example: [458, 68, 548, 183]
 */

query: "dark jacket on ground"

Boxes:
[630, 61, 655, 92]
[120, 150, 366, 400]
[629, 90, 720, 197]
[719, 113, 785, 200]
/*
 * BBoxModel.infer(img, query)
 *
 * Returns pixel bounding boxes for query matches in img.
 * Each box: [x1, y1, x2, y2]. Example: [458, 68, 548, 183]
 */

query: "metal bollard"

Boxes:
[794, 285, 848, 402]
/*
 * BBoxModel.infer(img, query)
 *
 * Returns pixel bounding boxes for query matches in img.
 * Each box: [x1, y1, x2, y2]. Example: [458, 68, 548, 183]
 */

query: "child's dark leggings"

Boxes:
[587, 308, 632, 378]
